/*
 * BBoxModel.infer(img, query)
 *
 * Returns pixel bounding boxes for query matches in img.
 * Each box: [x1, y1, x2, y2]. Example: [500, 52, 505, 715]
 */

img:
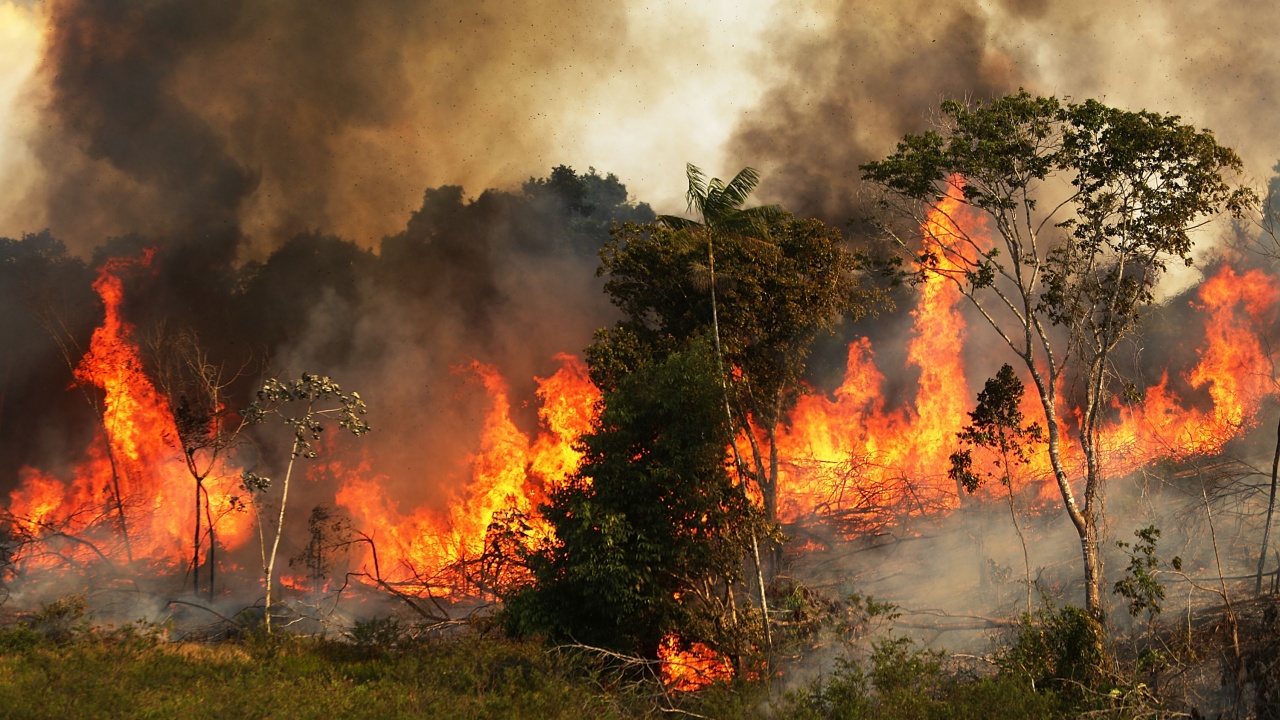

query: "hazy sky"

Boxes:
[0, 0, 1274, 256]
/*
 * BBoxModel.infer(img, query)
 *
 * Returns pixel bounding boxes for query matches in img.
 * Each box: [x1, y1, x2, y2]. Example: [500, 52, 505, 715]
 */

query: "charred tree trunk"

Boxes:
[202, 483, 215, 602]
[191, 476, 203, 596]
[1257, 413, 1280, 595]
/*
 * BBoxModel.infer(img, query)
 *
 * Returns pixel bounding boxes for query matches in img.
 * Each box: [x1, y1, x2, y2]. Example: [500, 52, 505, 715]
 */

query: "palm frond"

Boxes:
[721, 167, 762, 210]
[684, 163, 709, 218]
[658, 214, 702, 231]
[676, 163, 778, 236]
[721, 204, 789, 238]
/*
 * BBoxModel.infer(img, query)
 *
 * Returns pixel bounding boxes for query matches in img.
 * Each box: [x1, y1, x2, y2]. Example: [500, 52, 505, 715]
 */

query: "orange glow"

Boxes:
[335, 355, 600, 592]
[529, 352, 599, 492]
[658, 634, 734, 691]
[7, 252, 252, 569]
[1099, 266, 1277, 469]
[4, 214, 1277, 606]
[773, 188, 986, 530]
[772, 189, 1280, 533]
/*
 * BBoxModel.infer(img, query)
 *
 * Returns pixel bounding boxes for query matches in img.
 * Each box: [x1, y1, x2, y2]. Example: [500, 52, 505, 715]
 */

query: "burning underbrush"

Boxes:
[0, 170, 1277, 707]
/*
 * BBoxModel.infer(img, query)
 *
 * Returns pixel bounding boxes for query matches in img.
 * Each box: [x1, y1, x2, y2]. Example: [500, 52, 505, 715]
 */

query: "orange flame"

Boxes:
[658, 635, 734, 691]
[774, 194, 1280, 532]
[7, 252, 251, 569]
[1099, 265, 1277, 469]
[335, 354, 600, 591]
[773, 191, 986, 528]
[4, 214, 1276, 610]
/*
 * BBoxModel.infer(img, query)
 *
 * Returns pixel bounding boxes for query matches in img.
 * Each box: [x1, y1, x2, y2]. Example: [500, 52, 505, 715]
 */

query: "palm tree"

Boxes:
[658, 164, 785, 235]
[660, 163, 782, 649]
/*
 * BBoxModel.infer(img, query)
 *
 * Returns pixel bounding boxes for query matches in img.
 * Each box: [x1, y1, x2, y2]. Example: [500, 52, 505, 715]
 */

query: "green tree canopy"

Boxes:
[590, 165, 878, 524]
[503, 340, 762, 659]
[861, 90, 1253, 622]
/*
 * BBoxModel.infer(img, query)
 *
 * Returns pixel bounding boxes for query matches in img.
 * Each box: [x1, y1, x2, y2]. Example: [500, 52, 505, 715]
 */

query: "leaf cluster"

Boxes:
[243, 373, 370, 460]
[948, 364, 1044, 494]
[1112, 525, 1180, 620]
[503, 342, 764, 659]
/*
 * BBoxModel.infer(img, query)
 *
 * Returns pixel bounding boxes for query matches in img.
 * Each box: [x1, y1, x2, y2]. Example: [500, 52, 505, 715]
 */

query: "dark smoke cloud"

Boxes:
[730, 0, 1280, 227]
[727, 0, 1021, 223]
[29, 0, 629, 255]
[38, 0, 254, 254]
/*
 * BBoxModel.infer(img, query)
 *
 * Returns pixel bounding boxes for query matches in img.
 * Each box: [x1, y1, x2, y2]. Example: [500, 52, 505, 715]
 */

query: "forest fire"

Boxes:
[1101, 266, 1278, 465]
[770, 199, 1280, 534]
[2, 0, 1278, 712]
[658, 636, 735, 691]
[333, 355, 600, 593]
[772, 190, 986, 528]
[0, 182, 1272, 701]
[4, 196, 1277, 599]
[7, 252, 253, 571]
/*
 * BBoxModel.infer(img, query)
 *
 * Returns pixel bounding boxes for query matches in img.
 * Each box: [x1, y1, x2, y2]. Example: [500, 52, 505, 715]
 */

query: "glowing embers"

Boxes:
[7, 252, 252, 569]
[658, 635, 734, 691]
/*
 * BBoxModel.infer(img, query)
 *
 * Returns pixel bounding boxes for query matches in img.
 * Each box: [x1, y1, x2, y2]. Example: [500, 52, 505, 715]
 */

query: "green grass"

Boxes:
[0, 626, 640, 720]
[0, 615, 1149, 720]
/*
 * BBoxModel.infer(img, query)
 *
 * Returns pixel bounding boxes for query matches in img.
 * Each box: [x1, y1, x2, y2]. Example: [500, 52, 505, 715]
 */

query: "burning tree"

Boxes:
[861, 90, 1254, 624]
[148, 325, 252, 600]
[241, 373, 369, 633]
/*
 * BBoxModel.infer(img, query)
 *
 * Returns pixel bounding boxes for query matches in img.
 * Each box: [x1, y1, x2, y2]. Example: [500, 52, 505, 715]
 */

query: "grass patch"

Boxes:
[0, 625, 636, 720]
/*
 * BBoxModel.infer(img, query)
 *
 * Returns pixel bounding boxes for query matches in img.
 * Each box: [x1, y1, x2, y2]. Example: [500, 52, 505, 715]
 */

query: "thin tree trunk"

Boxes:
[1082, 514, 1103, 621]
[1079, 407, 1106, 623]
[202, 484, 215, 602]
[192, 477, 202, 596]
[707, 234, 771, 651]
[264, 438, 302, 634]
[767, 421, 783, 570]
[102, 445, 134, 563]
[1203, 482, 1244, 692]
[1006, 480, 1033, 616]
[1256, 413, 1280, 595]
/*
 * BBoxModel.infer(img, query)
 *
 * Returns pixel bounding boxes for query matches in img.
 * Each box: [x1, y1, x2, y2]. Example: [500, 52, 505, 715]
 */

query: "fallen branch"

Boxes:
[165, 599, 244, 628]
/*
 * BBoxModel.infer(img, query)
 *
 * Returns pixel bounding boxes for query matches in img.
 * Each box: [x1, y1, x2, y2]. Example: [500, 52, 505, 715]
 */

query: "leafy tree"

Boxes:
[593, 164, 877, 527]
[241, 373, 369, 633]
[949, 364, 1043, 614]
[288, 504, 352, 598]
[523, 165, 656, 254]
[231, 233, 376, 367]
[503, 341, 765, 660]
[862, 90, 1254, 623]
